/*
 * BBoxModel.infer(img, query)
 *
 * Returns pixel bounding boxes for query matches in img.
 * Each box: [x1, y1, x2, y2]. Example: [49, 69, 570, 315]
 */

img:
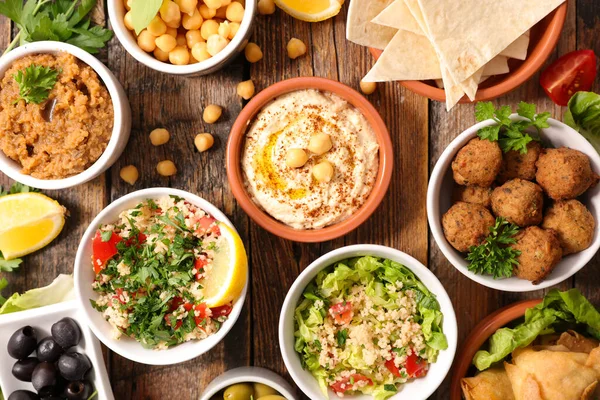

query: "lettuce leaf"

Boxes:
[473, 288, 600, 371]
[0, 274, 74, 314]
[0, 277, 7, 306]
[564, 91, 600, 153]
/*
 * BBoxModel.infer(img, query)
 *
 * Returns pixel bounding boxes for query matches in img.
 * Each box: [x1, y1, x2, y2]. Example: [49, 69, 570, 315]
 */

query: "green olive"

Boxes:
[223, 383, 254, 400]
[256, 396, 287, 400]
[253, 383, 278, 397]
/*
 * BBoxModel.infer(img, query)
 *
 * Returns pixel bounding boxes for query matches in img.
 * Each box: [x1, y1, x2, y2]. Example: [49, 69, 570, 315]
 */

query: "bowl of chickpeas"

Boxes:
[108, 0, 256, 75]
[199, 367, 298, 400]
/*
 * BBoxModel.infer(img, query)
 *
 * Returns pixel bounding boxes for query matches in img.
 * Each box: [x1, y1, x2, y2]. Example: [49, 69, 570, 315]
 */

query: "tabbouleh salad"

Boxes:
[294, 256, 448, 399]
[91, 196, 233, 349]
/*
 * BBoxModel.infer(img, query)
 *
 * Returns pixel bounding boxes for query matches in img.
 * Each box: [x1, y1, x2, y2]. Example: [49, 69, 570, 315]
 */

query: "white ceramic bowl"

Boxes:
[0, 301, 114, 400]
[199, 367, 298, 400]
[108, 0, 257, 76]
[73, 188, 248, 365]
[0, 41, 131, 190]
[428, 116, 600, 292]
[279, 245, 458, 400]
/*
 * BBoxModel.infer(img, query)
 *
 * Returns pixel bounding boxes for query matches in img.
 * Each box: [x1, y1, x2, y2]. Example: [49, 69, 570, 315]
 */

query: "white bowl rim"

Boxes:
[278, 244, 458, 400]
[0, 41, 128, 190]
[73, 187, 249, 365]
[107, 0, 256, 75]
[427, 116, 600, 292]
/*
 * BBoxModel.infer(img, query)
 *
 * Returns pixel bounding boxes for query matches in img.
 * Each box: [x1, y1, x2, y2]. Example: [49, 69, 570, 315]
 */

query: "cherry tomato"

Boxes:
[405, 352, 428, 378]
[330, 374, 373, 395]
[210, 304, 232, 317]
[329, 301, 353, 325]
[540, 49, 597, 106]
[385, 358, 402, 378]
[194, 303, 209, 327]
[92, 231, 122, 273]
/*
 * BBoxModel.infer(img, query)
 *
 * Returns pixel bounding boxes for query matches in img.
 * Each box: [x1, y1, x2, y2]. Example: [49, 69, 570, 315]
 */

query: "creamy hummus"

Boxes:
[242, 89, 379, 229]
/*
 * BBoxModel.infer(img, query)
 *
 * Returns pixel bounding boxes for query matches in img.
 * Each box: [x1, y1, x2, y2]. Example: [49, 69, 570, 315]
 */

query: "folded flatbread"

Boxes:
[461, 366, 516, 400]
[346, 0, 397, 50]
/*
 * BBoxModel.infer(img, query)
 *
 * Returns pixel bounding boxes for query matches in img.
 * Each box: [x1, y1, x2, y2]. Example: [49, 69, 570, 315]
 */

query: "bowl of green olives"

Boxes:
[200, 367, 297, 400]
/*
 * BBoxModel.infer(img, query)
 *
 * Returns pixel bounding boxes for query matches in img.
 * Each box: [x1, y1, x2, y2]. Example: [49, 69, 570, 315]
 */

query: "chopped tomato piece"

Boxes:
[92, 231, 122, 273]
[330, 374, 373, 395]
[329, 301, 353, 325]
[194, 303, 209, 326]
[405, 352, 428, 378]
[112, 288, 127, 305]
[195, 258, 208, 280]
[385, 358, 402, 378]
[125, 232, 147, 247]
[540, 50, 597, 106]
[164, 314, 183, 330]
[183, 303, 193, 311]
[170, 296, 184, 312]
[210, 304, 232, 317]
[197, 217, 220, 236]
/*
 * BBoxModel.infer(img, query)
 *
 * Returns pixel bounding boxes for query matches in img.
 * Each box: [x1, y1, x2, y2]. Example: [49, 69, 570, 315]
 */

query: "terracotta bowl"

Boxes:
[449, 299, 541, 400]
[369, 4, 567, 102]
[226, 77, 393, 242]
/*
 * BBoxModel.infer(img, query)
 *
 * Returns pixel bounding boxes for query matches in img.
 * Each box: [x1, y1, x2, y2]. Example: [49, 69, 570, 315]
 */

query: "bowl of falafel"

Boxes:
[427, 112, 600, 292]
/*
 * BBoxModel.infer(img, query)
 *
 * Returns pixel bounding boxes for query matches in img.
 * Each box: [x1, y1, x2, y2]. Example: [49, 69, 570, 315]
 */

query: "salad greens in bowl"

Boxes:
[279, 245, 457, 400]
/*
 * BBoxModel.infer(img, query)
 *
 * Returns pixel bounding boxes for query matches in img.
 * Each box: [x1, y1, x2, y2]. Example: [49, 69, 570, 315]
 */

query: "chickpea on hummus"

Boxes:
[241, 89, 379, 229]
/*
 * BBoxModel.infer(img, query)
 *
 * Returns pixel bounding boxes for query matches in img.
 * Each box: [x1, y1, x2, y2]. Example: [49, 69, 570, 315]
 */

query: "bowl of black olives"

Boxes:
[0, 301, 113, 400]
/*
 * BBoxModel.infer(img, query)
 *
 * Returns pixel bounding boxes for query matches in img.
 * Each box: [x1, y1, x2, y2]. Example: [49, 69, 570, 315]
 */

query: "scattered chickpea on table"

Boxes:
[360, 80, 377, 95]
[149, 128, 171, 146]
[245, 42, 263, 63]
[287, 38, 307, 59]
[157, 160, 178, 176]
[120, 165, 139, 185]
[237, 80, 255, 100]
[203, 104, 223, 123]
[195, 133, 215, 152]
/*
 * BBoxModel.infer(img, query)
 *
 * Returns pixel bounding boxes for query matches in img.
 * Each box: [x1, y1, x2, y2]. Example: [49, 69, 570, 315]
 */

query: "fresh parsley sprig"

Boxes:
[14, 64, 60, 104]
[475, 101, 550, 154]
[466, 217, 521, 279]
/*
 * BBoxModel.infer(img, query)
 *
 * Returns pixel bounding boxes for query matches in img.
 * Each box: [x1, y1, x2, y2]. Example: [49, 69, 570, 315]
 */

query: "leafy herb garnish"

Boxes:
[467, 217, 521, 279]
[14, 64, 60, 104]
[130, 0, 162, 35]
[0, 277, 8, 306]
[476, 101, 550, 154]
[0, 182, 40, 196]
[336, 328, 348, 347]
[384, 384, 397, 392]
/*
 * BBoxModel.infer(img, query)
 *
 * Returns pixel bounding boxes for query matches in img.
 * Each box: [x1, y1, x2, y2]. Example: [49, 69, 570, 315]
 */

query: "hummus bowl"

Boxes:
[227, 77, 393, 242]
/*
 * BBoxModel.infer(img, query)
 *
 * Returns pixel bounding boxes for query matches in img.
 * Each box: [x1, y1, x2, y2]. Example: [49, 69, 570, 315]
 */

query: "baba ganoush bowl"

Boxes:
[73, 188, 248, 365]
[427, 117, 600, 292]
[279, 245, 458, 400]
[0, 41, 131, 190]
[226, 77, 393, 242]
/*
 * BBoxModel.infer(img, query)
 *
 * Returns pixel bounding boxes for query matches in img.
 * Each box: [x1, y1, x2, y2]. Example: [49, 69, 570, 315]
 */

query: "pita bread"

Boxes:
[347, 0, 397, 50]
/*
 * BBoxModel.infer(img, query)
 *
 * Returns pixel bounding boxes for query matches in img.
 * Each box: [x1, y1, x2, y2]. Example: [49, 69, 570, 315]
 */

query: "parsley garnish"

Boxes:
[475, 101, 550, 154]
[336, 329, 348, 347]
[384, 384, 397, 392]
[13, 64, 59, 104]
[100, 230, 113, 242]
[466, 217, 521, 279]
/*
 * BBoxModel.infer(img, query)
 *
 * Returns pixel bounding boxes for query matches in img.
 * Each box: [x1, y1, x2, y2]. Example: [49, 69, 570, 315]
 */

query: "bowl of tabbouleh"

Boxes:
[279, 245, 457, 400]
[74, 188, 248, 365]
[0, 41, 131, 190]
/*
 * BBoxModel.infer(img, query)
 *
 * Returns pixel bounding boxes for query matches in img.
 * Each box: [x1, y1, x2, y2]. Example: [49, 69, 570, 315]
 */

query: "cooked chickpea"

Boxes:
[199, 4, 217, 19]
[137, 30, 156, 52]
[169, 46, 190, 65]
[186, 30, 204, 48]
[147, 16, 167, 36]
[228, 22, 240, 39]
[287, 38, 307, 59]
[258, 0, 275, 15]
[244, 42, 263, 63]
[182, 8, 203, 30]
[215, 6, 228, 19]
[155, 34, 178, 53]
[192, 42, 211, 61]
[124, 11, 134, 30]
[201, 20, 219, 40]
[157, 160, 177, 176]
[124, 0, 132, 11]
[194, 133, 215, 152]
[286, 149, 309, 169]
[234, 0, 245, 4]
[120, 165, 139, 185]
[360, 80, 377, 95]
[175, 0, 198, 15]
[160, 1, 181, 28]
[204, 0, 222, 9]
[312, 161, 334, 183]
[221, 0, 232, 5]
[149, 128, 170, 146]
[308, 133, 333, 155]
[166, 27, 178, 37]
[226, 2, 244, 22]
[189, 50, 198, 63]
[203, 104, 223, 123]
[176, 33, 187, 46]
[154, 47, 170, 62]
[236, 80, 255, 100]
[206, 34, 229, 56]
[218, 21, 231, 38]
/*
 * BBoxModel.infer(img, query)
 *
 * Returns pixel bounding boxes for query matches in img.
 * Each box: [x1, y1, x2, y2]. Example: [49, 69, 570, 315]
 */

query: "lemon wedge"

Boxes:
[0, 192, 66, 260]
[275, 0, 343, 22]
[203, 224, 248, 308]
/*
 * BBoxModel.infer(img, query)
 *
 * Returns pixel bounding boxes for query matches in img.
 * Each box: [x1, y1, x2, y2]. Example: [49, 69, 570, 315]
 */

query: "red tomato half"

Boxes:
[330, 374, 373, 395]
[329, 301, 353, 325]
[92, 231, 122, 273]
[405, 353, 428, 378]
[210, 304, 232, 317]
[540, 49, 597, 106]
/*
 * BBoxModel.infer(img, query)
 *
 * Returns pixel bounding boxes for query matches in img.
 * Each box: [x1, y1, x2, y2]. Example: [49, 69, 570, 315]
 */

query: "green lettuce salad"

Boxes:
[473, 288, 600, 371]
[294, 256, 447, 400]
[565, 91, 600, 153]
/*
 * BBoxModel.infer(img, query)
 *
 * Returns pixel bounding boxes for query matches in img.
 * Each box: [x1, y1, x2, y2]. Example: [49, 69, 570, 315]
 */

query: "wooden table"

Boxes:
[1, 1, 599, 399]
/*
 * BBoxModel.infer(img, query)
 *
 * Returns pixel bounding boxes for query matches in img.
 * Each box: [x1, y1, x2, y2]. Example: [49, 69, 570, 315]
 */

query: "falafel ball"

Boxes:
[497, 141, 541, 183]
[535, 147, 599, 200]
[452, 138, 503, 187]
[510, 226, 562, 284]
[452, 185, 493, 208]
[442, 201, 495, 252]
[542, 199, 595, 255]
[491, 179, 544, 227]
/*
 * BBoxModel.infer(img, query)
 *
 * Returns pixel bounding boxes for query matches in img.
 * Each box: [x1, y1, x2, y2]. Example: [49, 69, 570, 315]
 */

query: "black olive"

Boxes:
[64, 380, 94, 400]
[7, 390, 39, 400]
[57, 352, 91, 381]
[31, 362, 58, 395]
[51, 318, 82, 349]
[12, 357, 39, 381]
[7, 326, 37, 359]
[37, 337, 64, 363]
